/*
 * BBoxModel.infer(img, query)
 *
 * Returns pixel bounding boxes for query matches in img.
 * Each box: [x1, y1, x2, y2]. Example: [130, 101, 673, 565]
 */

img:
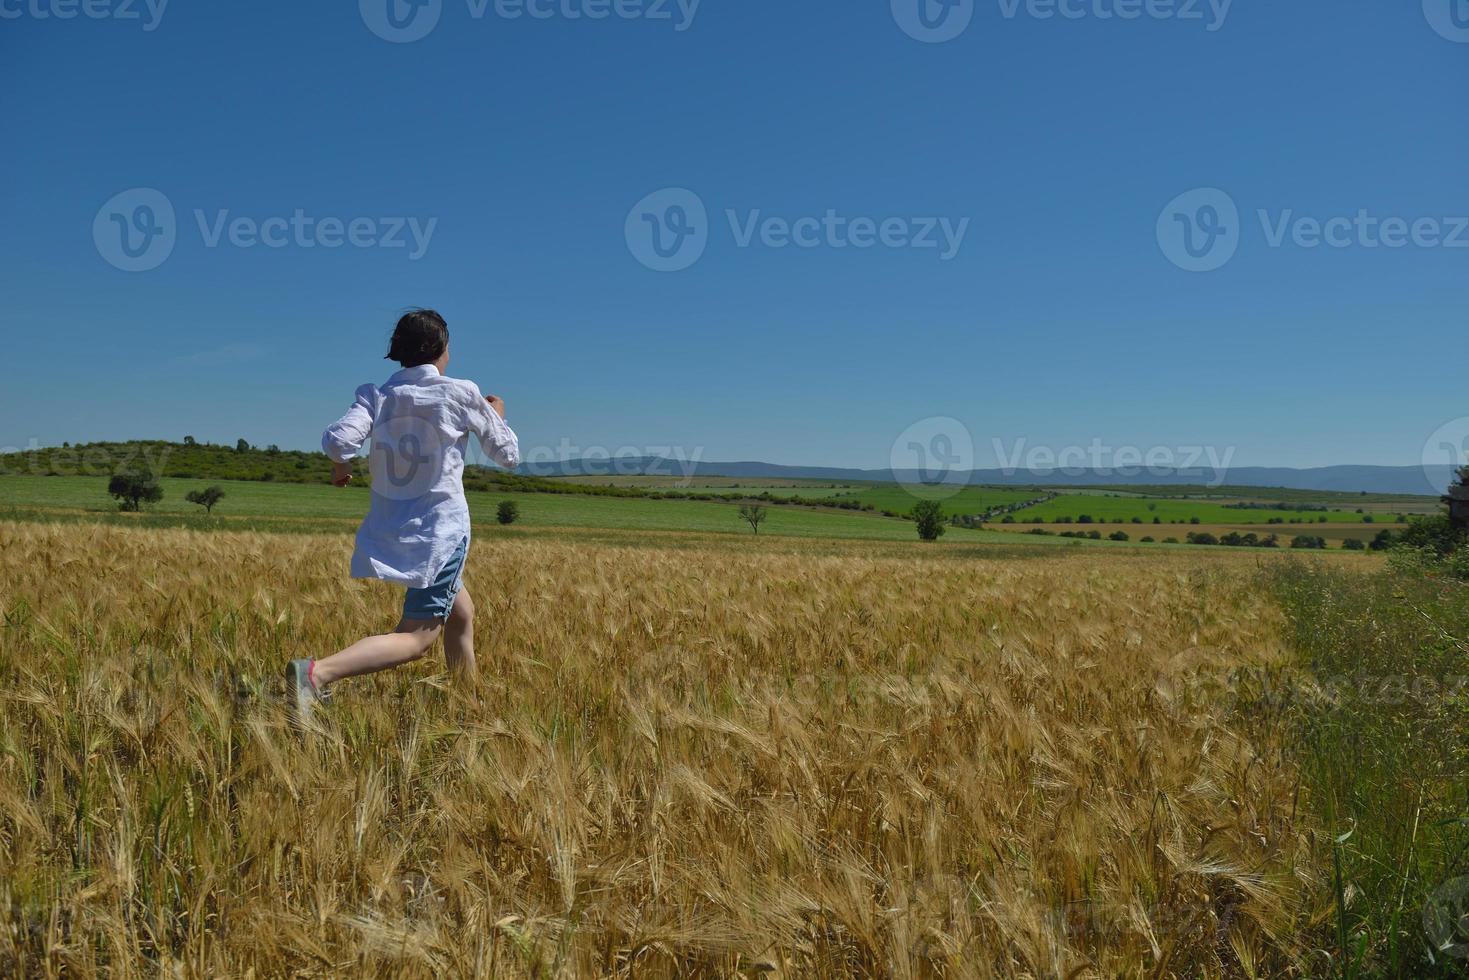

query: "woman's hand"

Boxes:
[331, 461, 354, 487]
[486, 395, 506, 419]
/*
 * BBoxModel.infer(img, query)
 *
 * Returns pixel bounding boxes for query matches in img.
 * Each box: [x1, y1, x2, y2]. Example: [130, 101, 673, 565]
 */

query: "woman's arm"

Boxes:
[322, 385, 378, 483]
[462, 383, 520, 470]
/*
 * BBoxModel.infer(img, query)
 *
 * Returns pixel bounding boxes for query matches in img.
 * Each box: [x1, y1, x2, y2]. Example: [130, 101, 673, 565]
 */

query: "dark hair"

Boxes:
[385, 309, 449, 368]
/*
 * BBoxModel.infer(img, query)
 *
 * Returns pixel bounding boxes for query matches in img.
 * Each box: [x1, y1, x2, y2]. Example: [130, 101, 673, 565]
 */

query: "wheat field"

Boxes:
[0, 521, 1325, 977]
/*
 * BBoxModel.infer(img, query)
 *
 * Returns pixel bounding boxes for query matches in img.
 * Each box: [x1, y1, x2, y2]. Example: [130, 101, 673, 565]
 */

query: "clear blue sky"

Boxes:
[2, 0, 1465, 470]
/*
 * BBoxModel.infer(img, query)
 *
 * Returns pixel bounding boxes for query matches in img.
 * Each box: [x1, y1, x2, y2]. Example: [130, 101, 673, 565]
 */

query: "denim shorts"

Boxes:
[402, 536, 468, 622]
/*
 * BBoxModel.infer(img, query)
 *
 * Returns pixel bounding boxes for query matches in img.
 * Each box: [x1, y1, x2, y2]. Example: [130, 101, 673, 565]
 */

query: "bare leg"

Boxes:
[444, 588, 476, 680]
[312, 618, 443, 687]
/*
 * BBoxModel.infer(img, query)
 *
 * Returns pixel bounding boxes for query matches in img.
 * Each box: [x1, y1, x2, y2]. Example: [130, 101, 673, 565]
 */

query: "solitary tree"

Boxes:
[497, 500, 520, 525]
[738, 504, 767, 534]
[1445, 463, 1469, 532]
[108, 467, 163, 512]
[911, 500, 946, 541]
[236, 438, 250, 453]
[186, 485, 225, 514]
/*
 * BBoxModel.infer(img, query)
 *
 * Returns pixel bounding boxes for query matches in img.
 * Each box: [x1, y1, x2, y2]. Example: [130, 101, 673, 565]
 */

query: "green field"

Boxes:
[548, 475, 855, 492]
[2, 474, 1427, 552]
[2, 448, 1437, 553]
[0, 476, 1000, 544]
[545, 477, 859, 501]
[1004, 494, 1426, 526]
[830, 485, 1047, 514]
[1073, 484, 1439, 509]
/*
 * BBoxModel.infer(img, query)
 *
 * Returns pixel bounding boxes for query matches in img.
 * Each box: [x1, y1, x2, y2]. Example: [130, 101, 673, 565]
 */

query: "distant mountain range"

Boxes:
[521, 458, 1455, 496]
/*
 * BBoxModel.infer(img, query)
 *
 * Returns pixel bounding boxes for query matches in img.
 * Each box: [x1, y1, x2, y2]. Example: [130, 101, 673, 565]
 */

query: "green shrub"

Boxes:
[910, 500, 945, 542]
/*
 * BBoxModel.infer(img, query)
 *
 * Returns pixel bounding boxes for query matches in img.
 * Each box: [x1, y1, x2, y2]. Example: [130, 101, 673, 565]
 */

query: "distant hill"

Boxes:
[0, 441, 1451, 498]
[0, 439, 561, 496]
[0, 440, 848, 506]
[526, 457, 1454, 496]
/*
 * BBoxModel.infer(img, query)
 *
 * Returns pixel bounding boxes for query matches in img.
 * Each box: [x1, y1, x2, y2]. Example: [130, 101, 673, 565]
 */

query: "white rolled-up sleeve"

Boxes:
[462, 383, 520, 470]
[322, 384, 377, 463]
